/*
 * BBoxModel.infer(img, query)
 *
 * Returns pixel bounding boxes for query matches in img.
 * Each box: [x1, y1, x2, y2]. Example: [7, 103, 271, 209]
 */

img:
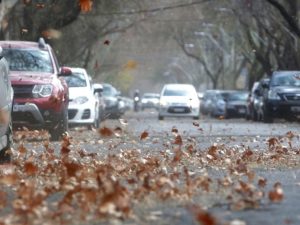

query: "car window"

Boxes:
[103, 85, 117, 97]
[228, 93, 248, 101]
[163, 87, 195, 96]
[271, 73, 300, 87]
[3, 48, 54, 73]
[65, 72, 87, 87]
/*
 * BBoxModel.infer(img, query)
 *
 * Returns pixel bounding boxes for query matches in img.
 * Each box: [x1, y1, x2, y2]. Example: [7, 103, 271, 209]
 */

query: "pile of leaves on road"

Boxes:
[0, 127, 297, 224]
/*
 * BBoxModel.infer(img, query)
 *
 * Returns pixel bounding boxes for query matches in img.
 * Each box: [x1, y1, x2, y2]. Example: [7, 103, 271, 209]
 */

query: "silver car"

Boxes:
[158, 84, 200, 120]
[0, 47, 13, 162]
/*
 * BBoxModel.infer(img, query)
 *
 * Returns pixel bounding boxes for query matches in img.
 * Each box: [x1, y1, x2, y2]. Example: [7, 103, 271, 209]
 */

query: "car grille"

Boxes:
[81, 109, 91, 119]
[12, 85, 34, 98]
[234, 105, 247, 113]
[284, 94, 300, 101]
[168, 106, 191, 114]
[68, 109, 78, 120]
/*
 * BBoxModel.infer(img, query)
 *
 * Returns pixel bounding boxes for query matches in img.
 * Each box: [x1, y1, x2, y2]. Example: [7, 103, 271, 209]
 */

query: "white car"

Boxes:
[158, 84, 200, 120]
[65, 68, 102, 129]
[141, 93, 160, 110]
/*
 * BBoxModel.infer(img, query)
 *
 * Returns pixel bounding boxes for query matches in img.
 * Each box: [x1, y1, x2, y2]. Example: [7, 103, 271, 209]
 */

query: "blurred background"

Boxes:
[0, 0, 299, 96]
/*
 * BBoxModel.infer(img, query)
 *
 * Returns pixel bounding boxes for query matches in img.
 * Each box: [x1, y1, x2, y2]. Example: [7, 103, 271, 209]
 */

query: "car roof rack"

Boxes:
[38, 37, 46, 49]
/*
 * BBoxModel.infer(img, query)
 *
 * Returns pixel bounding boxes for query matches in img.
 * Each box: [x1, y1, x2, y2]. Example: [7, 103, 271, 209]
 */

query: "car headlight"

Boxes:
[73, 96, 89, 104]
[160, 99, 167, 106]
[268, 90, 280, 100]
[217, 100, 225, 108]
[118, 100, 125, 109]
[32, 84, 53, 98]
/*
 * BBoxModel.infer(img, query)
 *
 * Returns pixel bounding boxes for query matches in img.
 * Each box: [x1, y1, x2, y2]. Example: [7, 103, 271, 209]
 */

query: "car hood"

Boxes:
[271, 86, 300, 94]
[161, 96, 199, 104]
[68, 87, 93, 100]
[9, 71, 54, 85]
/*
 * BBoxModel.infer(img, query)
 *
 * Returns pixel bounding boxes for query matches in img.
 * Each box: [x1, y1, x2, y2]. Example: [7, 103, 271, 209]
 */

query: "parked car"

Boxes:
[210, 90, 235, 117]
[261, 71, 300, 123]
[102, 83, 125, 119]
[158, 84, 200, 120]
[0, 47, 13, 162]
[92, 83, 106, 121]
[225, 91, 249, 118]
[0, 38, 70, 141]
[65, 68, 102, 129]
[200, 90, 218, 115]
[141, 93, 160, 110]
[120, 96, 134, 111]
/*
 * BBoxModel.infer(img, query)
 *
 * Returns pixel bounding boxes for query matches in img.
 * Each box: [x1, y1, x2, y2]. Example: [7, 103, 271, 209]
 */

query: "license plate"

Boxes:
[291, 106, 300, 112]
[238, 108, 246, 114]
[173, 108, 185, 112]
[13, 104, 26, 112]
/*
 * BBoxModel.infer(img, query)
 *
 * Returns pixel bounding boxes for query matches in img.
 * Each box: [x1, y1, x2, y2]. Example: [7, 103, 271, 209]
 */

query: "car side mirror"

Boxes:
[93, 83, 103, 94]
[59, 67, 72, 76]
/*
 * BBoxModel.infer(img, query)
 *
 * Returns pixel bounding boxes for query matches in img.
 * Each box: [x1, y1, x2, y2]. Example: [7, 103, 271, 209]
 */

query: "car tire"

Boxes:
[50, 107, 68, 141]
[0, 123, 12, 164]
[193, 116, 200, 120]
[158, 115, 164, 120]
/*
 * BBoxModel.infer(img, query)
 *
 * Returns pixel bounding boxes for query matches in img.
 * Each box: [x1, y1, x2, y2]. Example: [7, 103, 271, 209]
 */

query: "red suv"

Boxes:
[0, 38, 70, 140]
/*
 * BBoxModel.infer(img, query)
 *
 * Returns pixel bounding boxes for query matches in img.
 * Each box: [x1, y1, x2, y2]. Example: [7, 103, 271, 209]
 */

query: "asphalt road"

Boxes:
[15, 110, 300, 225]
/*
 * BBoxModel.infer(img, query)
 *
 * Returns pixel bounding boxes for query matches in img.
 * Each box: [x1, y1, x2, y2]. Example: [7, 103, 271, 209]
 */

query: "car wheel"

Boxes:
[193, 116, 200, 120]
[0, 123, 12, 164]
[50, 107, 68, 141]
[158, 115, 164, 120]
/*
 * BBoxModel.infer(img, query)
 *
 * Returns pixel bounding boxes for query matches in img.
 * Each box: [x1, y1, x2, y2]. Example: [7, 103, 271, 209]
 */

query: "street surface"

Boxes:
[9, 110, 300, 225]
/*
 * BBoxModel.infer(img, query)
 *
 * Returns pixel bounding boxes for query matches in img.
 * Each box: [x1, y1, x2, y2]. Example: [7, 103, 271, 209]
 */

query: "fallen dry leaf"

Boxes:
[140, 131, 149, 140]
[99, 127, 114, 137]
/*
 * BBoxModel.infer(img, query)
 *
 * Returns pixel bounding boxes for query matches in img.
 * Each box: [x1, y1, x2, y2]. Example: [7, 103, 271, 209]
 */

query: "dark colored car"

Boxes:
[102, 83, 125, 119]
[0, 38, 71, 140]
[261, 71, 300, 123]
[0, 47, 13, 162]
[210, 90, 235, 117]
[225, 91, 249, 118]
[200, 90, 218, 115]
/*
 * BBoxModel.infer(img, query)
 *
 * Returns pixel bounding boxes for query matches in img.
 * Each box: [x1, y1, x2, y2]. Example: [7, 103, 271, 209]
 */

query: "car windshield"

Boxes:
[271, 73, 300, 87]
[228, 92, 248, 101]
[3, 48, 53, 73]
[220, 92, 231, 100]
[103, 85, 117, 97]
[65, 72, 87, 87]
[143, 94, 159, 98]
[163, 87, 195, 96]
